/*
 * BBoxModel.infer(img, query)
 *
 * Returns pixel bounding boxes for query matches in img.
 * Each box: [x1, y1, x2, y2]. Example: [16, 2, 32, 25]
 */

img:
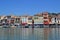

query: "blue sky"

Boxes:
[0, 0, 60, 16]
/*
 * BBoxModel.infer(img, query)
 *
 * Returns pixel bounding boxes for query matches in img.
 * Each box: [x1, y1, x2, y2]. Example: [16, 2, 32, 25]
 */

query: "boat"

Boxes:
[2, 25, 10, 28]
[25, 24, 29, 28]
[2, 23, 10, 28]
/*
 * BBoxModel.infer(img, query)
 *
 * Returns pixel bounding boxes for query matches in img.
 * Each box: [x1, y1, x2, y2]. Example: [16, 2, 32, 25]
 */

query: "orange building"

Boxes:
[43, 12, 49, 24]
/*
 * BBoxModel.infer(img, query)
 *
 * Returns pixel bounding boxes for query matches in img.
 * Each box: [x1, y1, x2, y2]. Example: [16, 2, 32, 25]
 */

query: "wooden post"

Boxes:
[32, 19, 34, 28]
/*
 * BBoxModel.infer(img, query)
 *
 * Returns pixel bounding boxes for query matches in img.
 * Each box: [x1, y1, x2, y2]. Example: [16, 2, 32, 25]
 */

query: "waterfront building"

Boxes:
[43, 12, 49, 24]
[57, 14, 60, 24]
[48, 16, 52, 24]
[5, 15, 16, 24]
[21, 16, 28, 26]
[33, 15, 43, 25]
[1, 16, 5, 20]
[51, 14, 58, 24]
[27, 16, 32, 26]
[48, 13, 54, 24]
[52, 17, 58, 24]
[32, 13, 43, 28]
[14, 16, 21, 26]
[10, 18, 15, 24]
[5, 15, 15, 24]
[15, 16, 20, 23]
[51, 17, 56, 24]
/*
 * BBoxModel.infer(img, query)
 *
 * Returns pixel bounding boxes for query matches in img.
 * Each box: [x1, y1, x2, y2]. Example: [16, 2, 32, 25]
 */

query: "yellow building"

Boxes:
[1, 16, 5, 19]
[27, 16, 32, 25]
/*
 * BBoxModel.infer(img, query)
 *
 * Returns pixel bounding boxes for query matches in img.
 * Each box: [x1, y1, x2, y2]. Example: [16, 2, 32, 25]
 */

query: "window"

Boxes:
[16, 18, 20, 20]
[28, 18, 32, 20]
[34, 17, 38, 19]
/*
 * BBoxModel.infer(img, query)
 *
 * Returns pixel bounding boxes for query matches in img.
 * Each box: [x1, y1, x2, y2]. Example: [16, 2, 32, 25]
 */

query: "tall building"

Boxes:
[43, 12, 49, 24]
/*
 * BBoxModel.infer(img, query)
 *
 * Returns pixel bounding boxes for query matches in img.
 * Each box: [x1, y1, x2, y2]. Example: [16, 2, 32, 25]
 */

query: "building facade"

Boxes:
[33, 16, 43, 25]
[43, 12, 49, 24]
[27, 16, 32, 25]
[21, 16, 28, 25]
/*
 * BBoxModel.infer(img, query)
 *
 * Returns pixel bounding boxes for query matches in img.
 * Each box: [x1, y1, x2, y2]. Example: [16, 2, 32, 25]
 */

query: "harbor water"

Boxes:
[0, 28, 60, 40]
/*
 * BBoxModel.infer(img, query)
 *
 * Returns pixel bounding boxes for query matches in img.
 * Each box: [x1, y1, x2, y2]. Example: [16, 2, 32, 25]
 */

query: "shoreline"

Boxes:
[0, 24, 60, 28]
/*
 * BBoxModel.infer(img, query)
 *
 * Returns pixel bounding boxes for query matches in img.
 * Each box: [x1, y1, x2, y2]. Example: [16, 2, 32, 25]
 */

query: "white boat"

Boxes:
[2, 25, 10, 28]
[11, 25, 16, 28]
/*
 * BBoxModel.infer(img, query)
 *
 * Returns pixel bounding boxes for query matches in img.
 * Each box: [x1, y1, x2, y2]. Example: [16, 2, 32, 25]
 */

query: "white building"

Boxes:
[57, 14, 60, 24]
[51, 17, 58, 24]
[33, 16, 43, 24]
[21, 16, 28, 25]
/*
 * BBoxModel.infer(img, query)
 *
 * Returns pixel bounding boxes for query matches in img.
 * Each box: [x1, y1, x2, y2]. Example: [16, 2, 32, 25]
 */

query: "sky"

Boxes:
[0, 0, 60, 16]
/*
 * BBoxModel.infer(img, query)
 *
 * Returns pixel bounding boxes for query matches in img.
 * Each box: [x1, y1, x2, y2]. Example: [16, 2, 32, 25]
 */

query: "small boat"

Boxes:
[11, 26, 16, 28]
[34, 25, 40, 28]
[2, 25, 10, 28]
[14, 23, 21, 28]
[25, 24, 29, 28]
[10, 24, 16, 28]
[28, 25, 32, 28]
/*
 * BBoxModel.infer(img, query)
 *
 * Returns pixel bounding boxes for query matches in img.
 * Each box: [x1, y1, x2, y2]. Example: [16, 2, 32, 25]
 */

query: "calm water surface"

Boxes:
[0, 28, 60, 40]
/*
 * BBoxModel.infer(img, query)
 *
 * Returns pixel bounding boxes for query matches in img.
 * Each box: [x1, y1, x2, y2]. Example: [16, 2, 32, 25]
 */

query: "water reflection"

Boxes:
[0, 28, 60, 40]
